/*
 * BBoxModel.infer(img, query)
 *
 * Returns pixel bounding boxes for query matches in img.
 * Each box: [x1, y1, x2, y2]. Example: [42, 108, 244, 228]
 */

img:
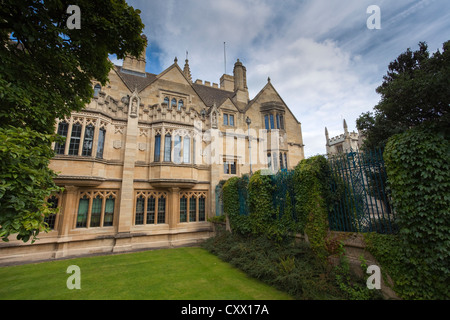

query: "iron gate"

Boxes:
[328, 149, 397, 234]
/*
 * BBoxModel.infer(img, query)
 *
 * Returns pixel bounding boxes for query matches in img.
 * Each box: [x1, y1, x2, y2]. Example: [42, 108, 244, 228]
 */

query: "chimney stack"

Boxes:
[122, 34, 148, 74]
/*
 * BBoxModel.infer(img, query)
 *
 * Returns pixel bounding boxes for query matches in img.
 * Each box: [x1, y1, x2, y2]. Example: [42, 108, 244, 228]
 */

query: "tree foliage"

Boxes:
[0, 0, 146, 133]
[0, 0, 145, 242]
[357, 40, 450, 149]
[0, 127, 62, 243]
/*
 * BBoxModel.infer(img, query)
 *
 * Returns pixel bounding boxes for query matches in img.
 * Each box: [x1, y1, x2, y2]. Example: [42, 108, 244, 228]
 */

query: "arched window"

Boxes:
[171, 98, 177, 109]
[54, 121, 68, 155]
[180, 196, 187, 222]
[135, 195, 145, 225]
[178, 99, 184, 110]
[90, 195, 102, 227]
[76, 195, 89, 228]
[183, 136, 190, 163]
[93, 84, 101, 97]
[154, 134, 161, 162]
[147, 196, 155, 224]
[96, 127, 106, 159]
[164, 97, 170, 106]
[103, 195, 115, 227]
[189, 196, 197, 222]
[174, 135, 182, 164]
[199, 196, 206, 221]
[157, 196, 166, 224]
[82, 124, 95, 156]
[164, 133, 172, 162]
[68, 123, 82, 155]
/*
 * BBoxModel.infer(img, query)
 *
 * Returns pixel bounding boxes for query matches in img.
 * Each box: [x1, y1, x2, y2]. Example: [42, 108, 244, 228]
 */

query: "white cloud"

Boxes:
[124, 0, 450, 157]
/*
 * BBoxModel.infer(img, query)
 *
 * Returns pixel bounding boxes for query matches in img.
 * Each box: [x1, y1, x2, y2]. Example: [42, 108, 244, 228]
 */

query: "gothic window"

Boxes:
[272, 152, 278, 171]
[82, 124, 95, 156]
[264, 115, 269, 130]
[164, 133, 172, 162]
[154, 134, 161, 162]
[183, 136, 190, 163]
[93, 84, 101, 98]
[270, 114, 275, 129]
[199, 196, 206, 221]
[164, 96, 170, 106]
[157, 196, 166, 224]
[279, 152, 284, 169]
[178, 99, 184, 110]
[180, 196, 187, 222]
[103, 196, 115, 227]
[76, 191, 116, 228]
[189, 196, 197, 222]
[76, 195, 89, 228]
[135, 195, 145, 225]
[147, 196, 155, 224]
[54, 121, 68, 155]
[279, 114, 285, 130]
[96, 128, 106, 159]
[68, 123, 82, 155]
[90, 195, 102, 227]
[171, 98, 177, 109]
[180, 192, 207, 223]
[134, 191, 167, 225]
[174, 135, 182, 164]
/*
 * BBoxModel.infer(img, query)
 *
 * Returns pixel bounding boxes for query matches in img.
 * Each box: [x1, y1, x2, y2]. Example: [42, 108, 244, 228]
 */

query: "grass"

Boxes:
[0, 247, 293, 300]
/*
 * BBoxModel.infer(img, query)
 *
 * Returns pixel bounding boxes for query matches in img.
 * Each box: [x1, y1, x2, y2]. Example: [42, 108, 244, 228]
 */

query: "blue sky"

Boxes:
[111, 0, 450, 157]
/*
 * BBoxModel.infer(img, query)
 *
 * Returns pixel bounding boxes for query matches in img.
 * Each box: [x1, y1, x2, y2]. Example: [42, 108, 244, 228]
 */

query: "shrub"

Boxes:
[202, 232, 345, 299]
[293, 155, 332, 261]
[248, 171, 275, 236]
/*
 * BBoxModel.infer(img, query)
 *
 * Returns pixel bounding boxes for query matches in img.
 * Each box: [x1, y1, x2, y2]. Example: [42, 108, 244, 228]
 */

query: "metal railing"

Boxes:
[327, 148, 397, 234]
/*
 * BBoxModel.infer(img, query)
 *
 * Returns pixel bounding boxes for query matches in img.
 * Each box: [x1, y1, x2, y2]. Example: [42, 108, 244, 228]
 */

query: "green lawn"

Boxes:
[0, 247, 292, 300]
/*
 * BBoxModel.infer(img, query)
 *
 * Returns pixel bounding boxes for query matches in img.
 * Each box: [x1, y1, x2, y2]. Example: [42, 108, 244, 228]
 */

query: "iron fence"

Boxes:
[327, 148, 397, 234]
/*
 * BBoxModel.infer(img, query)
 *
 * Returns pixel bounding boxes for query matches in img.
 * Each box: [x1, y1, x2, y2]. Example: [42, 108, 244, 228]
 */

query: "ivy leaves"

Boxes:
[384, 125, 450, 299]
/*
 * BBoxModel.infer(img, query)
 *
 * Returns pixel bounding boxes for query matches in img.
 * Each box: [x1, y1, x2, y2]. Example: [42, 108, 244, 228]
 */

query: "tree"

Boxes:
[0, 0, 146, 242]
[356, 41, 450, 149]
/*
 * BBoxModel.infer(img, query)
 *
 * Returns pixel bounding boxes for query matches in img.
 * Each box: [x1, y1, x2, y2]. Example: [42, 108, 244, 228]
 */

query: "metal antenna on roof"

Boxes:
[224, 42, 227, 75]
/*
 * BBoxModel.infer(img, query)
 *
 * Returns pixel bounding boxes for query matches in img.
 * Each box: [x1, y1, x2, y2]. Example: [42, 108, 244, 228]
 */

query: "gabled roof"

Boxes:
[191, 83, 235, 108]
[246, 80, 301, 124]
[113, 65, 157, 92]
[113, 62, 236, 110]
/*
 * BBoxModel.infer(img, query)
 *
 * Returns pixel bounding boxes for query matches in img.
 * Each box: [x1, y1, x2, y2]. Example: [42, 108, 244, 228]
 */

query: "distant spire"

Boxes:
[343, 119, 348, 135]
[325, 127, 329, 138]
[174, 56, 178, 64]
[183, 57, 192, 82]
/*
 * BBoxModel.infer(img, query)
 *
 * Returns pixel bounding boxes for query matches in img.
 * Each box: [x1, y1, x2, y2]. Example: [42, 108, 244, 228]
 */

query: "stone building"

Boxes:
[325, 119, 362, 155]
[0, 40, 304, 264]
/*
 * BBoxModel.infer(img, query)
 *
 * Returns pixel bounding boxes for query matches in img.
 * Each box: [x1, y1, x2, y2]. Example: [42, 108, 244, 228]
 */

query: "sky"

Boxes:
[111, 0, 450, 157]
